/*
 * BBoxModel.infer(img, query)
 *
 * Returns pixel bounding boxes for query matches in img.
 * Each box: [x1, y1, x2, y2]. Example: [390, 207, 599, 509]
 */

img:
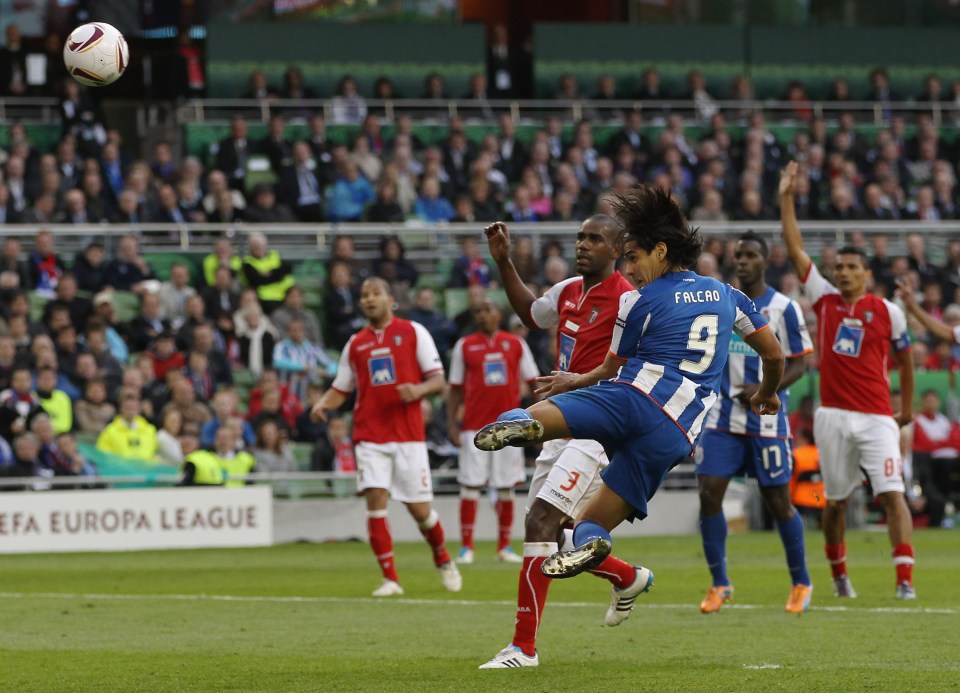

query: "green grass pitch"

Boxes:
[1, 529, 957, 692]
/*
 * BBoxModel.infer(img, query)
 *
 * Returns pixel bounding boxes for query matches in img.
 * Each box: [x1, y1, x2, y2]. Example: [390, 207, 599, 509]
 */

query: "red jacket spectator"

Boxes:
[246, 384, 303, 431]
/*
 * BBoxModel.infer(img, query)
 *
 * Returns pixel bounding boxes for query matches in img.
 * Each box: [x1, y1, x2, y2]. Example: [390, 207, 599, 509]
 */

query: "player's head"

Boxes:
[472, 298, 502, 335]
[575, 214, 622, 280]
[359, 277, 394, 325]
[613, 185, 702, 287]
[734, 230, 769, 288]
[834, 245, 870, 296]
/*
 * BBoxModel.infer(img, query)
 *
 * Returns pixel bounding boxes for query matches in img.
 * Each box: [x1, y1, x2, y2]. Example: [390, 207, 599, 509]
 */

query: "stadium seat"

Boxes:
[28, 291, 49, 323]
[112, 291, 141, 323]
[292, 259, 328, 289]
[442, 288, 469, 319]
[147, 253, 201, 283]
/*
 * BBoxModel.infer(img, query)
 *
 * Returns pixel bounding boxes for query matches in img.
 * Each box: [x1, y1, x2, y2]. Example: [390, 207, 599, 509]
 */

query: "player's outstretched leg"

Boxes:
[542, 520, 612, 578]
[474, 409, 544, 451]
[558, 528, 652, 625]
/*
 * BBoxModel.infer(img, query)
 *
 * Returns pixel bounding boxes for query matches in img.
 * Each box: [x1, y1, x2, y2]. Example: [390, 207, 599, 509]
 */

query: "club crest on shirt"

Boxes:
[864, 310, 874, 323]
[501, 340, 511, 351]
[589, 307, 600, 324]
[393, 335, 402, 346]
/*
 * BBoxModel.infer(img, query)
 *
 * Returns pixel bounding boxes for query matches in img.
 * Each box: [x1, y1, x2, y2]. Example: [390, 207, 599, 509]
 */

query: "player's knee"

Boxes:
[524, 503, 561, 542]
[697, 487, 723, 515]
[496, 488, 515, 502]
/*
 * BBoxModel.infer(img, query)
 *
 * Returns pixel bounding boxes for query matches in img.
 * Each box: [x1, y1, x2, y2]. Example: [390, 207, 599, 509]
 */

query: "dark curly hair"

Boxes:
[612, 185, 702, 270]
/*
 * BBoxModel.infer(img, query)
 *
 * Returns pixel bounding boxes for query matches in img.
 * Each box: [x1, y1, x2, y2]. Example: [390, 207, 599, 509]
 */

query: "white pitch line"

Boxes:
[0, 592, 957, 615]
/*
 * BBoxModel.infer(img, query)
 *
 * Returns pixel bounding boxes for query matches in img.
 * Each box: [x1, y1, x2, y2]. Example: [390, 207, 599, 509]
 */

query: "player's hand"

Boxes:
[396, 383, 421, 403]
[894, 410, 914, 427]
[310, 403, 329, 423]
[484, 221, 511, 264]
[750, 392, 780, 416]
[778, 161, 798, 197]
[534, 371, 580, 397]
[735, 383, 760, 405]
[894, 278, 917, 310]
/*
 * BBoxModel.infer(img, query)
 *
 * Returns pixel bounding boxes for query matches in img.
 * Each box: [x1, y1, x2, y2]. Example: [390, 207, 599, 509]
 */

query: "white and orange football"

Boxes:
[63, 22, 129, 87]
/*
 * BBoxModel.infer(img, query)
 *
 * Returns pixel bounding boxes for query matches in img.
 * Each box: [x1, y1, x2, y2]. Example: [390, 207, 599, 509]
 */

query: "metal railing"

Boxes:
[1, 221, 956, 264]
[176, 97, 960, 126]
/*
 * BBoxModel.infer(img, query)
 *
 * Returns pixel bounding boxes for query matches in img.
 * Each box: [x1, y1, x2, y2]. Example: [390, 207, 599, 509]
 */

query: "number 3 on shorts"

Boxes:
[559, 471, 581, 492]
[680, 314, 719, 375]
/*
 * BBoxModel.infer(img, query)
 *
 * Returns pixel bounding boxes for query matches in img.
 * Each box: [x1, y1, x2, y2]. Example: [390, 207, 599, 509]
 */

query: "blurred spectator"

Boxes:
[29, 231, 66, 299]
[260, 114, 294, 175]
[272, 286, 323, 345]
[145, 329, 184, 381]
[35, 366, 73, 435]
[326, 161, 374, 222]
[278, 141, 325, 222]
[96, 392, 158, 462]
[0, 24, 27, 97]
[325, 261, 364, 350]
[201, 388, 255, 450]
[414, 177, 455, 223]
[236, 305, 278, 378]
[160, 377, 211, 438]
[406, 286, 457, 359]
[280, 65, 316, 100]
[294, 380, 328, 443]
[312, 415, 355, 473]
[244, 183, 296, 224]
[203, 236, 243, 287]
[201, 266, 241, 321]
[42, 272, 92, 333]
[366, 181, 405, 223]
[273, 318, 335, 402]
[449, 237, 494, 288]
[157, 264, 196, 327]
[331, 75, 367, 125]
[251, 418, 296, 473]
[242, 232, 295, 315]
[184, 351, 215, 403]
[243, 70, 277, 100]
[247, 368, 301, 434]
[156, 408, 186, 466]
[216, 116, 250, 191]
[103, 235, 157, 294]
[74, 378, 115, 434]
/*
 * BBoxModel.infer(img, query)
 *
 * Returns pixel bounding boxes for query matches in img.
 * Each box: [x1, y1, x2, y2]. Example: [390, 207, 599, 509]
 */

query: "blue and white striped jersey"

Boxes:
[610, 271, 768, 445]
[703, 287, 812, 438]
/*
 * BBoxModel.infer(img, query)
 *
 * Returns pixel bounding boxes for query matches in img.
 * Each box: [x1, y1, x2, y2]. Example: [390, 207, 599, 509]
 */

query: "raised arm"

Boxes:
[778, 161, 814, 278]
[744, 327, 785, 416]
[485, 222, 539, 328]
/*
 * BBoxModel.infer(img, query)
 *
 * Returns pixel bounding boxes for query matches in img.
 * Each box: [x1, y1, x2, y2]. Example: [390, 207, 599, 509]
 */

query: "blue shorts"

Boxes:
[549, 380, 692, 521]
[696, 429, 793, 487]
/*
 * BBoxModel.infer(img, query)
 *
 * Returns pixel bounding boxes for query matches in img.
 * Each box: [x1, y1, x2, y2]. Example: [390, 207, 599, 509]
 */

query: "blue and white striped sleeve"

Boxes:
[731, 289, 768, 340]
[608, 290, 645, 360]
[783, 298, 814, 357]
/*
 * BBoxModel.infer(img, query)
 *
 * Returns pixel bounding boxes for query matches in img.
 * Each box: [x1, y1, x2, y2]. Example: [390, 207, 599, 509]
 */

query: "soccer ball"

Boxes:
[63, 22, 129, 87]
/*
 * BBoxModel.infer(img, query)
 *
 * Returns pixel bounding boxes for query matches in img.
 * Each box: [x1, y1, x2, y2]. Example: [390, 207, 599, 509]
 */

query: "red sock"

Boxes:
[512, 543, 555, 657]
[825, 543, 847, 579]
[495, 499, 514, 552]
[367, 513, 399, 583]
[419, 510, 451, 567]
[459, 498, 478, 550]
[588, 554, 637, 590]
[893, 544, 915, 585]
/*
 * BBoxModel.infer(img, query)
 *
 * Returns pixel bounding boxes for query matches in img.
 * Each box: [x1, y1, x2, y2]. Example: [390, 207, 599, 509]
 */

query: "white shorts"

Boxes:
[355, 441, 433, 503]
[457, 431, 526, 488]
[527, 438, 608, 519]
[814, 406, 905, 500]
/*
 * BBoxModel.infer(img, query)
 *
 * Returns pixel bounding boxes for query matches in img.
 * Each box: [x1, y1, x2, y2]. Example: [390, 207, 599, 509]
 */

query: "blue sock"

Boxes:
[497, 408, 530, 422]
[700, 513, 729, 586]
[572, 520, 611, 548]
[777, 513, 811, 586]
